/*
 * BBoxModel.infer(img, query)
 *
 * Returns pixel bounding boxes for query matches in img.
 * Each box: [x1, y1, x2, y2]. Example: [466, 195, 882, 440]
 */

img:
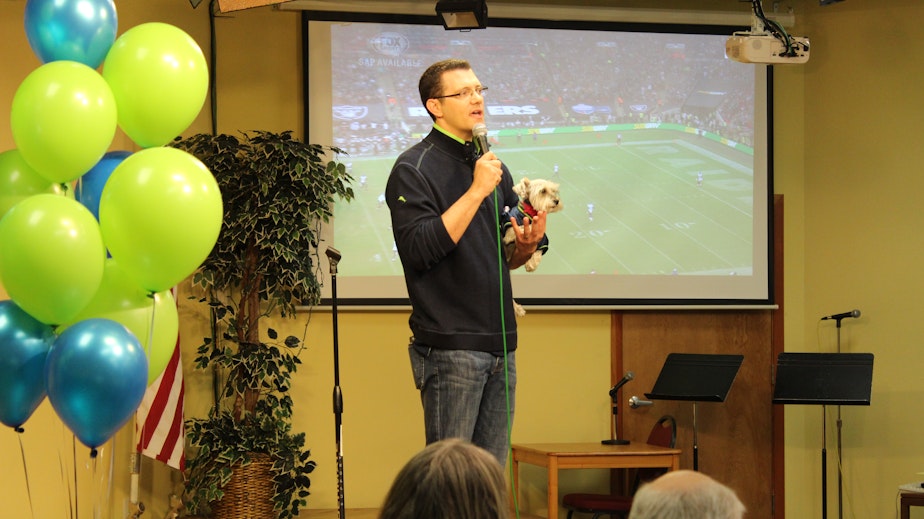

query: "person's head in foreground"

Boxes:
[629, 469, 746, 519]
[378, 438, 508, 519]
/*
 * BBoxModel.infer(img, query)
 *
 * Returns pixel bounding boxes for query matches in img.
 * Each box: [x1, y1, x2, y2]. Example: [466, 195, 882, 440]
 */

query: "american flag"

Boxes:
[135, 334, 186, 470]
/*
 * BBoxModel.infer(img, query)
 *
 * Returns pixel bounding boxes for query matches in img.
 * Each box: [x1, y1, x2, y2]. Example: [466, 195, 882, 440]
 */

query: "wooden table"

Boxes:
[901, 491, 924, 519]
[510, 442, 681, 519]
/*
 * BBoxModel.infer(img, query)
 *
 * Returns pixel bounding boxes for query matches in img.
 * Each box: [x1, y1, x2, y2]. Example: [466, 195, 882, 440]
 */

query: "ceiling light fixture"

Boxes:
[435, 0, 488, 30]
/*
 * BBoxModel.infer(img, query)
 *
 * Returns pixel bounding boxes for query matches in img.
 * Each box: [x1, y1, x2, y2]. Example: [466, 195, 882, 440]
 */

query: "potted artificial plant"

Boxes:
[171, 130, 353, 518]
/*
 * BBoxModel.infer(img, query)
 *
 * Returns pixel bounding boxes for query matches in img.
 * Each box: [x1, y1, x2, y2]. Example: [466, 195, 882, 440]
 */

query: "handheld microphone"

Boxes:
[821, 309, 860, 321]
[608, 371, 634, 398]
[472, 123, 490, 157]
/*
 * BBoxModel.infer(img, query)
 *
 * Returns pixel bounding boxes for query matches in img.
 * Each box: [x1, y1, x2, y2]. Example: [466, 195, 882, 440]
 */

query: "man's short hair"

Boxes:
[418, 59, 472, 121]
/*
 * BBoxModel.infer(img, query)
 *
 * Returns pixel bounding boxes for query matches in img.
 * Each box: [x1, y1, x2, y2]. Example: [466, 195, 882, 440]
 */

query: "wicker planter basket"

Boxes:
[211, 454, 276, 519]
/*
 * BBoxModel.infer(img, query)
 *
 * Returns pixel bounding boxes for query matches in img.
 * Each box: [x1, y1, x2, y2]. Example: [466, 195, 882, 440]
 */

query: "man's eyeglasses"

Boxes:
[432, 86, 488, 101]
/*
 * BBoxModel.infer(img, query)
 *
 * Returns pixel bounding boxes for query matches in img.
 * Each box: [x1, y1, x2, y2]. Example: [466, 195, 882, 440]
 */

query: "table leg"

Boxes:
[547, 457, 559, 519]
[511, 456, 520, 513]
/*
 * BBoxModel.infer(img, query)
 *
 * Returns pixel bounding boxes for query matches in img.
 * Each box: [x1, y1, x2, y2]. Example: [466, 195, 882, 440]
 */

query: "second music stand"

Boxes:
[645, 353, 744, 471]
[772, 352, 873, 519]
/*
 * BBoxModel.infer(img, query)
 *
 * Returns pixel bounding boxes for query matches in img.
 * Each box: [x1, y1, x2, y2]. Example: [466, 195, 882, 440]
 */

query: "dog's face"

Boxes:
[514, 177, 563, 213]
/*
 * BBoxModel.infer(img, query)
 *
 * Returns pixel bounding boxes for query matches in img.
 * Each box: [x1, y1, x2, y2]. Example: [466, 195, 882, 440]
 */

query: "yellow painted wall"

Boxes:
[5, 0, 924, 518]
[794, 1, 924, 517]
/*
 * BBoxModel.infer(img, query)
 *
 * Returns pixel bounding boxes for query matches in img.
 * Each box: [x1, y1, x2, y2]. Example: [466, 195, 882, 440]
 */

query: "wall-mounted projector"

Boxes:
[726, 33, 810, 64]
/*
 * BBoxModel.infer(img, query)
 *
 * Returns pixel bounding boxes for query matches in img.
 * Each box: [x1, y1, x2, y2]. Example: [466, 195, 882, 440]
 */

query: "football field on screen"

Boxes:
[333, 128, 756, 278]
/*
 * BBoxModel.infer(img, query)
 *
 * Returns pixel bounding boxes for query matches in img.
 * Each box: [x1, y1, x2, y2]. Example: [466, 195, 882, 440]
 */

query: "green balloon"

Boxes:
[0, 149, 68, 220]
[99, 147, 222, 293]
[0, 194, 106, 325]
[102, 23, 208, 148]
[59, 258, 179, 386]
[10, 61, 117, 184]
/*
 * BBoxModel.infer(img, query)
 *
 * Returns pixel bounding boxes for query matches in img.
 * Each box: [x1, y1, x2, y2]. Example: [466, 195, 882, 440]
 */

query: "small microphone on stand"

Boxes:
[820, 309, 860, 321]
[602, 371, 634, 445]
[326, 246, 342, 273]
[609, 371, 634, 399]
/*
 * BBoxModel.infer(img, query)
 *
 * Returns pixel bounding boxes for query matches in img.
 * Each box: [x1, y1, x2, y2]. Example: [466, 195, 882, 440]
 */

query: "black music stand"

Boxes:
[644, 353, 744, 471]
[772, 352, 873, 519]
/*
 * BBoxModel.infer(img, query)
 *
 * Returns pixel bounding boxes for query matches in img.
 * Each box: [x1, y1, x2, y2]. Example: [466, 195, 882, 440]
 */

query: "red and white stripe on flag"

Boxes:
[135, 335, 186, 470]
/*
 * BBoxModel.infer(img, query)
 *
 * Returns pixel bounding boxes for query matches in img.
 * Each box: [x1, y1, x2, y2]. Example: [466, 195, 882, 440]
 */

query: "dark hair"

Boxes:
[378, 439, 508, 519]
[418, 59, 472, 121]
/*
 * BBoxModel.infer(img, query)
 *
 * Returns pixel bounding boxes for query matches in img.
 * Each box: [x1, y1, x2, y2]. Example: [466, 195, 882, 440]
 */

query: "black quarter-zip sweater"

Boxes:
[386, 127, 518, 354]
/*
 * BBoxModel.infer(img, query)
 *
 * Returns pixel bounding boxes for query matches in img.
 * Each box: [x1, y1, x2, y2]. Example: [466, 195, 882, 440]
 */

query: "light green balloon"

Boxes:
[60, 258, 179, 386]
[0, 194, 106, 325]
[98, 147, 222, 293]
[10, 61, 117, 184]
[0, 149, 68, 220]
[102, 22, 208, 148]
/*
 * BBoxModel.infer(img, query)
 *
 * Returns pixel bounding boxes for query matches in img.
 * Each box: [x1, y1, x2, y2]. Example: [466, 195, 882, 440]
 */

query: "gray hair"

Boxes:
[629, 470, 746, 519]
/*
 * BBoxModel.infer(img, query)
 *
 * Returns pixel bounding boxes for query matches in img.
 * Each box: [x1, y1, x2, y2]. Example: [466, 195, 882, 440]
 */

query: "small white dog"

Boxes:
[503, 177, 563, 316]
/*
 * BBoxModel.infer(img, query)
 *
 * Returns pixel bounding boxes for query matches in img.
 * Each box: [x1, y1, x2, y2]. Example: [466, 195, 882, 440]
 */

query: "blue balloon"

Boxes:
[24, 0, 118, 69]
[45, 318, 147, 450]
[76, 150, 131, 221]
[0, 301, 56, 430]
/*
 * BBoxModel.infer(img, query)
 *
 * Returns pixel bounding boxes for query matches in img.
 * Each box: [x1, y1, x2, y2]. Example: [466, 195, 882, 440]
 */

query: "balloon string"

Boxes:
[90, 451, 99, 519]
[72, 435, 78, 519]
[106, 441, 115, 519]
[58, 425, 74, 519]
[16, 429, 35, 519]
[138, 291, 158, 453]
[146, 291, 157, 358]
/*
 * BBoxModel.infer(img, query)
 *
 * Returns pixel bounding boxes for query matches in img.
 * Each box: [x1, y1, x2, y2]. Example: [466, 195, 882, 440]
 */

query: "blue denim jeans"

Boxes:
[409, 343, 516, 465]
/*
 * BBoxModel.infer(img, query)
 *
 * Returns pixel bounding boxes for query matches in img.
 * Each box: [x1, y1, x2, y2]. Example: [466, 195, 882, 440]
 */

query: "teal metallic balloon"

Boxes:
[24, 0, 118, 69]
[45, 318, 147, 450]
[0, 300, 56, 430]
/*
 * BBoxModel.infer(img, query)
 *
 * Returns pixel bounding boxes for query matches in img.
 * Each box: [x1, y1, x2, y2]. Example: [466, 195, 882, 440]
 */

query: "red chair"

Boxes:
[561, 415, 677, 519]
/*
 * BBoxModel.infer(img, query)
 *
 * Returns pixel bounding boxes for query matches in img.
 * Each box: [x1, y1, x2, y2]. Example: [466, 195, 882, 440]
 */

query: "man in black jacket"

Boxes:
[386, 59, 547, 465]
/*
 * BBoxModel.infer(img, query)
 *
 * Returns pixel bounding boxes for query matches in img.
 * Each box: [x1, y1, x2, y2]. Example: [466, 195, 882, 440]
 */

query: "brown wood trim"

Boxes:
[611, 311, 624, 440]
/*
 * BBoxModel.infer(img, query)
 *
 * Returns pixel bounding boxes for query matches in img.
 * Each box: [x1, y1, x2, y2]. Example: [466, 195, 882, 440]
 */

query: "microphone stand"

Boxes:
[822, 311, 858, 519]
[834, 316, 846, 519]
[602, 374, 632, 445]
[326, 246, 345, 519]
[601, 396, 629, 445]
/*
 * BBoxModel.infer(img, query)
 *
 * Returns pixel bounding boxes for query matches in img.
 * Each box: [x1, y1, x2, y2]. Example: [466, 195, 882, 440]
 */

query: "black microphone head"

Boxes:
[852, 309, 861, 318]
[326, 246, 342, 262]
[472, 123, 490, 156]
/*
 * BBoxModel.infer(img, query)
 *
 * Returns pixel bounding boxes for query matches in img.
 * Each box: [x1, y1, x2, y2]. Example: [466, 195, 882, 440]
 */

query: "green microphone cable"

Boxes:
[476, 120, 520, 516]
[491, 182, 520, 518]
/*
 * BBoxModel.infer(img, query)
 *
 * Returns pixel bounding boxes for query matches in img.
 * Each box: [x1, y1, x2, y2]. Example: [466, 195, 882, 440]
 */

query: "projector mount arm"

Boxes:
[747, 0, 801, 57]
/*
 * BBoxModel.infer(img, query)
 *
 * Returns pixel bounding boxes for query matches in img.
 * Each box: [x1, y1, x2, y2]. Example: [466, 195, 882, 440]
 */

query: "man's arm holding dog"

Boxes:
[507, 211, 547, 269]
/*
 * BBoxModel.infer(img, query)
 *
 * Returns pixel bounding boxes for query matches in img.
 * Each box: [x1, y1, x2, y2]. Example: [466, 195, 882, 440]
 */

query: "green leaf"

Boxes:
[173, 131, 352, 517]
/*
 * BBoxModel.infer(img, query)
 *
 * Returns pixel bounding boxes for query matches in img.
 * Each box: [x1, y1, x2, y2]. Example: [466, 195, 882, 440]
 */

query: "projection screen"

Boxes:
[304, 11, 773, 308]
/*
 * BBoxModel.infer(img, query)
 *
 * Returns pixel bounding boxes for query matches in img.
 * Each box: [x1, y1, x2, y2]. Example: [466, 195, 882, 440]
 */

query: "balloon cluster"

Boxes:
[0, 0, 222, 453]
